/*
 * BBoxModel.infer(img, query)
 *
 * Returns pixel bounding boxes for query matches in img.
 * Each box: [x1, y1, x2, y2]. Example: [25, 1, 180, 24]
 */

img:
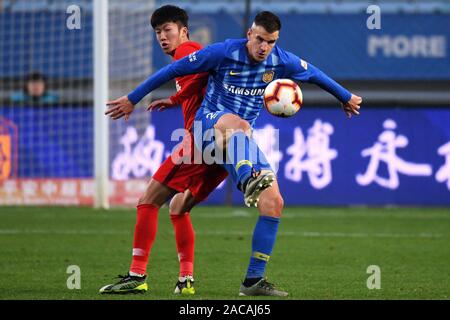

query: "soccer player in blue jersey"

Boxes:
[109, 11, 362, 296]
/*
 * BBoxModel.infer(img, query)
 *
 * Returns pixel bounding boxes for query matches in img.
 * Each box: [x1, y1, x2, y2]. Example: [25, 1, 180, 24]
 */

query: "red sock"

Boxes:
[129, 204, 159, 275]
[170, 213, 195, 277]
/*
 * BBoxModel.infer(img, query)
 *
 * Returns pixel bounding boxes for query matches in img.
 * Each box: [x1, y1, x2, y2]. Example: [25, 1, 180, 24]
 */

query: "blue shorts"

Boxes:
[193, 109, 273, 184]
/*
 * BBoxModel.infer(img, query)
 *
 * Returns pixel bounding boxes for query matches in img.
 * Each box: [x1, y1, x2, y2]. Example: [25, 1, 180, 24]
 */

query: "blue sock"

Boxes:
[226, 132, 263, 188]
[245, 216, 280, 280]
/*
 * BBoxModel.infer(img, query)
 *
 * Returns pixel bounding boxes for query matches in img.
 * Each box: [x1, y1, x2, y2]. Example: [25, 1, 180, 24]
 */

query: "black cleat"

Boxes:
[99, 273, 148, 294]
[239, 278, 288, 296]
[174, 276, 195, 295]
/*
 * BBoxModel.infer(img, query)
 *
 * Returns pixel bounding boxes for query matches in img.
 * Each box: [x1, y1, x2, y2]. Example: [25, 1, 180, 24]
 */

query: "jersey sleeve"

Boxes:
[284, 51, 352, 104]
[169, 43, 209, 105]
[127, 42, 226, 105]
[173, 42, 200, 60]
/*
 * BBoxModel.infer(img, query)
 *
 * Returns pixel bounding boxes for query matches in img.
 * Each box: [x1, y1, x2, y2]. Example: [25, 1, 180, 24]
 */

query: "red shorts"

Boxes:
[152, 135, 228, 202]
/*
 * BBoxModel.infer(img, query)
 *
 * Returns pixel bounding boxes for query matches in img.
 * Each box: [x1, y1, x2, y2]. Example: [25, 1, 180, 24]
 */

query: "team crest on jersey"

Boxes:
[188, 52, 197, 62]
[300, 59, 308, 70]
[262, 70, 275, 83]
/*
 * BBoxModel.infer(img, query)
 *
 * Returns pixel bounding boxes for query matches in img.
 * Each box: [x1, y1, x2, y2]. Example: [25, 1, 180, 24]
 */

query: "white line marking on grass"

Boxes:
[0, 229, 130, 235]
[191, 211, 450, 219]
[231, 210, 251, 217]
[0, 229, 444, 238]
[196, 230, 445, 238]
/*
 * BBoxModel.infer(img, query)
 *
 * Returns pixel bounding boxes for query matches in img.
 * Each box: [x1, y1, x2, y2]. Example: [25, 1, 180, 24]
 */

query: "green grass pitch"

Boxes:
[0, 206, 449, 300]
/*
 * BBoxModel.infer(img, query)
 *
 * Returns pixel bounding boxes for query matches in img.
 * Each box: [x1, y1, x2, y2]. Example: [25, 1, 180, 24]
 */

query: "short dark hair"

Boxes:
[26, 72, 46, 83]
[150, 5, 188, 29]
[253, 11, 281, 33]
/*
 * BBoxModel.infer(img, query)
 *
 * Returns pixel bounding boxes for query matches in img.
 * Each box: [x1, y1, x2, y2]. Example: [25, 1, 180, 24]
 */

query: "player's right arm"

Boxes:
[105, 42, 226, 120]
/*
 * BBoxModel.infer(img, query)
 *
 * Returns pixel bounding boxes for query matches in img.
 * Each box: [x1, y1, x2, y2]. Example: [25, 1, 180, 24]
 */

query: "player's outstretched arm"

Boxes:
[128, 42, 226, 106]
[147, 98, 176, 112]
[105, 95, 134, 121]
[286, 52, 362, 117]
[342, 94, 362, 118]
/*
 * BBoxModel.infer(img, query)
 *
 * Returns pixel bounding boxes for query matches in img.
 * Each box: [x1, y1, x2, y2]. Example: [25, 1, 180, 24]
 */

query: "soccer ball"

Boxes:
[263, 79, 303, 117]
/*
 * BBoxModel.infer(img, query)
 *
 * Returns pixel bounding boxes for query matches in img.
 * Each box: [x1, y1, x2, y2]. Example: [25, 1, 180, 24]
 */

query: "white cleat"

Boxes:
[243, 172, 276, 208]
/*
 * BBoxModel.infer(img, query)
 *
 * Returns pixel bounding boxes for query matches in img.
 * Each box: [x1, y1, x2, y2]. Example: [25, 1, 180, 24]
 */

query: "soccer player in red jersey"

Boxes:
[100, 5, 227, 295]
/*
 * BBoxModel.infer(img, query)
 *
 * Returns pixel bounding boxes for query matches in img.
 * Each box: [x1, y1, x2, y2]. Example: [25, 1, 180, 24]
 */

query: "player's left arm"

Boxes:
[286, 53, 362, 118]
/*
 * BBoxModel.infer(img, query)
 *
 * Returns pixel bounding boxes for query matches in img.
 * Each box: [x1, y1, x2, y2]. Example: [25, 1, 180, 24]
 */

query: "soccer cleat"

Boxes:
[239, 278, 288, 297]
[243, 171, 275, 207]
[174, 275, 195, 295]
[99, 273, 148, 294]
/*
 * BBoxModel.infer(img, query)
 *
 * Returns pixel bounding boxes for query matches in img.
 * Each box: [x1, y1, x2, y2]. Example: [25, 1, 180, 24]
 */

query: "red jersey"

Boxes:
[152, 42, 229, 202]
[169, 41, 208, 131]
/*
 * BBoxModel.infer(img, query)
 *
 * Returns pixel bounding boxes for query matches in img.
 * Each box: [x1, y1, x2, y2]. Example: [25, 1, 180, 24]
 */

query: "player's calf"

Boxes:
[257, 180, 284, 217]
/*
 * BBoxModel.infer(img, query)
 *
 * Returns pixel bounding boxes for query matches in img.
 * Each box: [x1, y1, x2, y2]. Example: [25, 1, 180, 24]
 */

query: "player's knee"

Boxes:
[222, 120, 251, 146]
[169, 193, 184, 215]
[138, 189, 165, 207]
[138, 179, 173, 207]
[272, 195, 284, 217]
[216, 114, 249, 132]
[259, 194, 284, 217]
[236, 119, 250, 133]
[138, 194, 154, 206]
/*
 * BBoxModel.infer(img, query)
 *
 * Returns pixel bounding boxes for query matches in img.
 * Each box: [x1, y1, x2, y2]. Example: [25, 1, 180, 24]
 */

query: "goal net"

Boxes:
[0, 0, 156, 206]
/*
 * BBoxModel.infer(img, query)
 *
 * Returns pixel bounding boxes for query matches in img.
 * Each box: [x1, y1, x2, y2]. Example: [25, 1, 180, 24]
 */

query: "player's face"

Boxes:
[246, 25, 279, 63]
[154, 22, 188, 55]
[27, 80, 45, 97]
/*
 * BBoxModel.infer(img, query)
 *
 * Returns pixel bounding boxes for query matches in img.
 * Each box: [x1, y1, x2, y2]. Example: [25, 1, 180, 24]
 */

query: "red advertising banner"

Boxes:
[0, 179, 149, 206]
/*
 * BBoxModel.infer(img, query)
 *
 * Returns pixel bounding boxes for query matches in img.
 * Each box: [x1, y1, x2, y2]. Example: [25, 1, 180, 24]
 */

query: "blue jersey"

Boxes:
[128, 38, 352, 127]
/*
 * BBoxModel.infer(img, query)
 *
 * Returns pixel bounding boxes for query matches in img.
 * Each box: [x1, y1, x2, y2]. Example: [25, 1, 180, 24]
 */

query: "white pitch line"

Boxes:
[0, 229, 444, 238]
[197, 230, 445, 238]
[0, 229, 130, 235]
[191, 211, 450, 219]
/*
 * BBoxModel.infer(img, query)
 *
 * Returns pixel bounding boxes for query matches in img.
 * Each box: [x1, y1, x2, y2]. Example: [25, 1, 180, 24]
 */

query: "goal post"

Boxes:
[93, 0, 110, 209]
[94, 0, 157, 208]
